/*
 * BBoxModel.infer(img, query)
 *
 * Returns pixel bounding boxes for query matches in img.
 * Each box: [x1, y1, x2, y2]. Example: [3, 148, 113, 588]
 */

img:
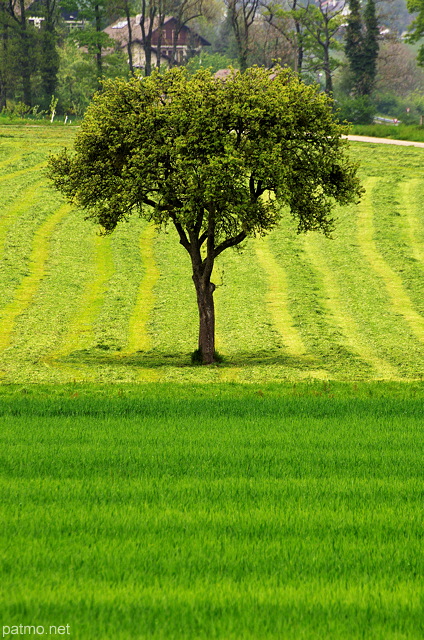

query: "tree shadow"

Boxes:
[47, 345, 333, 373]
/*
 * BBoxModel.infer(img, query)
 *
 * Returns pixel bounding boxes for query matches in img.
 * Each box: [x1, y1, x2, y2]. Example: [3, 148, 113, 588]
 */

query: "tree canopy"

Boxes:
[345, 0, 379, 96]
[48, 66, 363, 363]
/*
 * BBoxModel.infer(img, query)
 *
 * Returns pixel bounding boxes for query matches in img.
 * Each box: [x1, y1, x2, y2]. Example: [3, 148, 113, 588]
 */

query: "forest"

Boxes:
[1, 0, 424, 122]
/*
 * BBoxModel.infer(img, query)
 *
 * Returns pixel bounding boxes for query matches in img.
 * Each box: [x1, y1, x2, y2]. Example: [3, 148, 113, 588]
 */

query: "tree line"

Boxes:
[1, 0, 423, 119]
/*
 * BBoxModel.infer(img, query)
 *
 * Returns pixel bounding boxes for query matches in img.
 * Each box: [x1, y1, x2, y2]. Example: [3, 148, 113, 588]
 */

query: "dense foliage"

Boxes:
[0, 0, 421, 122]
[407, 0, 424, 64]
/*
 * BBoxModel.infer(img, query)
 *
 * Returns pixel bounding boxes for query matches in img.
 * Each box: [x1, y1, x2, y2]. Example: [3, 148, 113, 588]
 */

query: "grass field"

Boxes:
[1, 125, 424, 382]
[1, 125, 424, 639]
[1, 382, 424, 639]
[351, 123, 424, 142]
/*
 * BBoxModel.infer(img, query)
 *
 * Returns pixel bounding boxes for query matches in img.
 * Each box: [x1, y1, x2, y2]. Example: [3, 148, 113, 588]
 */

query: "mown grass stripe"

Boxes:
[0, 161, 47, 182]
[358, 178, 424, 344]
[254, 237, 308, 357]
[400, 178, 424, 265]
[0, 180, 47, 261]
[0, 152, 26, 170]
[53, 233, 114, 357]
[0, 203, 71, 354]
[303, 233, 399, 380]
[126, 223, 160, 353]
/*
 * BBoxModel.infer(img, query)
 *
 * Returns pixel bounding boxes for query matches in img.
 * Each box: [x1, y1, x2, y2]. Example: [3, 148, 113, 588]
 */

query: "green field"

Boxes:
[1, 125, 424, 382]
[1, 125, 424, 639]
[351, 123, 424, 142]
[1, 382, 424, 639]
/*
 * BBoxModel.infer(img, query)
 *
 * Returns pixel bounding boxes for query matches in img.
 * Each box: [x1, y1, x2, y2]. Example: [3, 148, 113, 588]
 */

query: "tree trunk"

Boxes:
[0, 29, 7, 110]
[18, 0, 32, 106]
[192, 275, 216, 364]
[295, 20, 303, 73]
[323, 37, 332, 94]
[140, 0, 155, 77]
[94, 3, 103, 91]
[124, 2, 134, 76]
[156, 23, 163, 68]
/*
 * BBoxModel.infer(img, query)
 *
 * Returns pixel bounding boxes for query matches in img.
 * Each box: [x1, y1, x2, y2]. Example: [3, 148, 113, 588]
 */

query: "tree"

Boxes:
[0, 0, 13, 109]
[345, 0, 363, 86]
[345, 0, 379, 95]
[362, 0, 379, 93]
[4, 0, 38, 105]
[139, 0, 158, 76]
[136, 0, 217, 76]
[300, 0, 346, 94]
[47, 66, 363, 364]
[226, 0, 262, 71]
[69, 0, 114, 90]
[264, 0, 309, 74]
[167, 0, 218, 67]
[36, 0, 61, 107]
[376, 39, 424, 96]
[406, 0, 424, 66]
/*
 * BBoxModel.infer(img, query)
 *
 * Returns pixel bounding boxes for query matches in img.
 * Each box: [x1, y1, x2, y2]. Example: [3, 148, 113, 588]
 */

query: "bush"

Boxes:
[185, 52, 238, 75]
[373, 92, 424, 124]
[336, 95, 376, 124]
[2, 101, 32, 118]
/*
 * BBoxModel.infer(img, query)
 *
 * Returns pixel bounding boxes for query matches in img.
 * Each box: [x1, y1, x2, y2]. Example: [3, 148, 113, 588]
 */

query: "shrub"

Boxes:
[336, 95, 376, 124]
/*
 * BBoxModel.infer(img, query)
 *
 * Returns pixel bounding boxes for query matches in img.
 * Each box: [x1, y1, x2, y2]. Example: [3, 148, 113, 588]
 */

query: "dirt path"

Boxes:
[346, 135, 424, 148]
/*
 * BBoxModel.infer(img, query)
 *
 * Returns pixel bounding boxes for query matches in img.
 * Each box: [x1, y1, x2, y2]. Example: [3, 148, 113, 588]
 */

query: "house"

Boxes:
[27, 0, 84, 29]
[104, 15, 210, 71]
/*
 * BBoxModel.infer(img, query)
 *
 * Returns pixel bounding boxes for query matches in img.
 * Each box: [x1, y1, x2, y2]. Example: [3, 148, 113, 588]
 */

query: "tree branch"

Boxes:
[199, 231, 208, 246]
[214, 230, 247, 259]
[169, 212, 191, 252]
[194, 208, 204, 237]
[203, 207, 216, 282]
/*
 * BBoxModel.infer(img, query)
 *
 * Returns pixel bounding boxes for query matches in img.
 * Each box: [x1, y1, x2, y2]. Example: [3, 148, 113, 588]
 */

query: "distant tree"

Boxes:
[300, 0, 346, 94]
[249, 17, 294, 68]
[110, 0, 136, 74]
[0, 0, 62, 109]
[362, 0, 379, 92]
[137, 0, 216, 76]
[345, 0, 379, 95]
[4, 0, 38, 105]
[376, 39, 424, 96]
[68, 0, 114, 90]
[139, 0, 158, 76]
[56, 40, 98, 114]
[225, 0, 262, 71]
[264, 0, 308, 74]
[37, 0, 60, 106]
[378, 0, 413, 35]
[48, 66, 363, 364]
[56, 39, 128, 114]
[345, 0, 363, 85]
[168, 0, 214, 67]
[0, 0, 12, 109]
[406, 0, 424, 66]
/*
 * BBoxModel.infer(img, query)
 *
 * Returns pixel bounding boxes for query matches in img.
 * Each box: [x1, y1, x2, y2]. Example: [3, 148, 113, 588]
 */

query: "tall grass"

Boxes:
[351, 123, 424, 142]
[1, 383, 423, 639]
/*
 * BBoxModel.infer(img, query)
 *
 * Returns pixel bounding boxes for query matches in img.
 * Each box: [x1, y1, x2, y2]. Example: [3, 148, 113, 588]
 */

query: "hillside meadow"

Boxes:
[1, 124, 424, 382]
[1, 124, 424, 639]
